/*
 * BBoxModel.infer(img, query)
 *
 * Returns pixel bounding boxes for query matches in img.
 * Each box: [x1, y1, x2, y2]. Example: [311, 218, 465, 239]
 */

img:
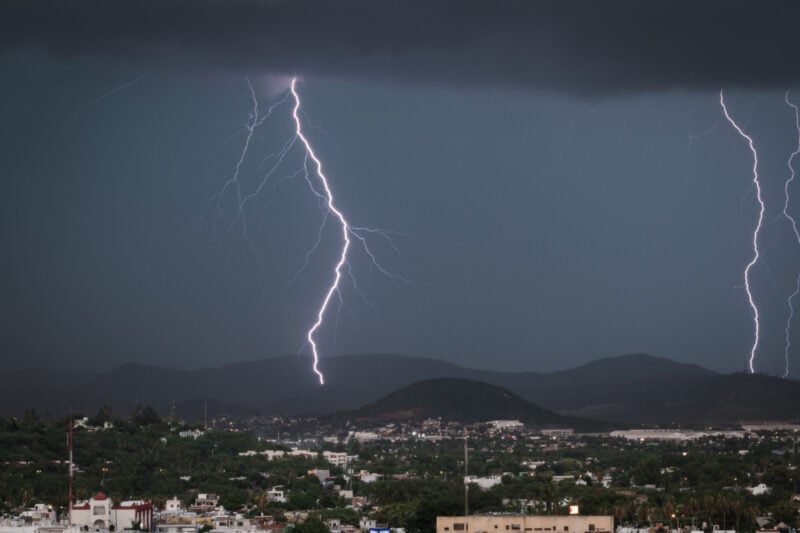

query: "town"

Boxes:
[1, 408, 798, 533]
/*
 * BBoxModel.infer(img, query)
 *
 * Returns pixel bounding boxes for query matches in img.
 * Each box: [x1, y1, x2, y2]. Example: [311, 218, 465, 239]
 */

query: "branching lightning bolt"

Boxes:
[199, 76, 411, 385]
[720, 90, 764, 374]
[781, 91, 800, 379]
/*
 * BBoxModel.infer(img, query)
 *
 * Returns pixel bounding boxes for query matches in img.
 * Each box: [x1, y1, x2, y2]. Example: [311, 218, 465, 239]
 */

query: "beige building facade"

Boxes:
[436, 515, 613, 533]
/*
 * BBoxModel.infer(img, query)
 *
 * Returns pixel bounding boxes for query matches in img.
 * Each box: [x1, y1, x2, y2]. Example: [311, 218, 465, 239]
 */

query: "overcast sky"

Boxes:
[3, 0, 800, 377]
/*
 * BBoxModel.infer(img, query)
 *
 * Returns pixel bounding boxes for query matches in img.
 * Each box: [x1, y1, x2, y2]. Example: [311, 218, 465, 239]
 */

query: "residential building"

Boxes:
[189, 493, 219, 513]
[267, 487, 286, 503]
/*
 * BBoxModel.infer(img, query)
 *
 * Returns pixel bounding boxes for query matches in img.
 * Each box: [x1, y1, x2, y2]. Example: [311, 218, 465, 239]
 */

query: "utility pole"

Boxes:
[464, 427, 469, 517]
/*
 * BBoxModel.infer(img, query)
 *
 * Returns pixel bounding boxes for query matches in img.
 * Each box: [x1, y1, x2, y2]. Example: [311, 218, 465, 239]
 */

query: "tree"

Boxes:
[291, 515, 330, 533]
[130, 405, 161, 426]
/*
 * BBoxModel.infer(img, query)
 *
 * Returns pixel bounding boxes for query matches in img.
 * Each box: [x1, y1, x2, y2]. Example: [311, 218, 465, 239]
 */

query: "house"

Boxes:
[267, 487, 287, 503]
[189, 493, 219, 513]
[165, 497, 183, 513]
[20, 503, 55, 524]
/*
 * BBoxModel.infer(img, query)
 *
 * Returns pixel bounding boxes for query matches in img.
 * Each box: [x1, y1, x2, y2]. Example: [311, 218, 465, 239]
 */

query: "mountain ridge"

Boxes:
[0, 353, 795, 425]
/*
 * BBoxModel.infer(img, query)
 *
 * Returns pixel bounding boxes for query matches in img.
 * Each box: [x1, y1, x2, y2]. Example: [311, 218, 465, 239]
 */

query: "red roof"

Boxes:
[94, 492, 108, 501]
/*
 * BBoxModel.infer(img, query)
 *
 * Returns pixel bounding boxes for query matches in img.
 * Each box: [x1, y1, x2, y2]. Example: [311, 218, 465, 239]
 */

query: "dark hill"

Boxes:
[563, 372, 800, 424]
[331, 378, 611, 431]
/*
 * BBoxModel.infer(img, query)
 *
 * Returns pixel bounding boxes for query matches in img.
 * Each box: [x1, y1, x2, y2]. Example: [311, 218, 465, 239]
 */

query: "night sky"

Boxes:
[3, 0, 800, 377]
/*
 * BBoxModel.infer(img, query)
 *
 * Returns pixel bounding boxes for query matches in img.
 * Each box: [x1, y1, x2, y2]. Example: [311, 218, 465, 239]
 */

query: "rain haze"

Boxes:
[3, 0, 800, 378]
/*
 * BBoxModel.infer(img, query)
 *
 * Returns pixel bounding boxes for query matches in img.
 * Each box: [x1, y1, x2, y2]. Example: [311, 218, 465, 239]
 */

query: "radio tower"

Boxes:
[463, 428, 469, 517]
[68, 414, 73, 525]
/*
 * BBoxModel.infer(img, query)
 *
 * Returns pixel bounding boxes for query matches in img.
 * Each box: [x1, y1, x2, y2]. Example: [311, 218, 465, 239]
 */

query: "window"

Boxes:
[454, 524, 465, 531]
[564, 528, 569, 532]
[589, 525, 596, 532]
[512, 525, 521, 530]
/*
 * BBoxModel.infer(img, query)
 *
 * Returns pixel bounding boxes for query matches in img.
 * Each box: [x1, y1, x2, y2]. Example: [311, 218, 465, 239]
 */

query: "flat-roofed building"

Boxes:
[436, 515, 613, 533]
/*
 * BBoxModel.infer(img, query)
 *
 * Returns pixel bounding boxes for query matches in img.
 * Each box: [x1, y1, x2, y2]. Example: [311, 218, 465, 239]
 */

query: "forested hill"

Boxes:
[327, 378, 613, 431]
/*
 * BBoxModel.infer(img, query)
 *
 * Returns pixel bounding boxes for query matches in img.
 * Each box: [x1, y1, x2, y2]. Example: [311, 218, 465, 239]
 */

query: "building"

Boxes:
[540, 429, 575, 438]
[436, 515, 613, 533]
[71, 492, 153, 530]
[164, 497, 183, 513]
[465, 475, 505, 490]
[289, 449, 316, 460]
[488, 420, 524, 430]
[114, 501, 154, 530]
[267, 487, 286, 503]
[157, 525, 199, 533]
[19, 503, 55, 524]
[323, 451, 355, 468]
[189, 493, 219, 513]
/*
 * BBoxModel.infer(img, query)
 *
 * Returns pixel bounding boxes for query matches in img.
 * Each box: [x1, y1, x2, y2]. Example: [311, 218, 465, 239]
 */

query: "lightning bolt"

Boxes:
[552, 106, 600, 171]
[69, 73, 150, 122]
[199, 76, 410, 385]
[720, 90, 763, 374]
[289, 78, 370, 385]
[782, 90, 800, 379]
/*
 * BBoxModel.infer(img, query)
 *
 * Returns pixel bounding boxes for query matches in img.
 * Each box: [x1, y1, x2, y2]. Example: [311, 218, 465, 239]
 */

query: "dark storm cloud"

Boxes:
[2, 0, 800, 94]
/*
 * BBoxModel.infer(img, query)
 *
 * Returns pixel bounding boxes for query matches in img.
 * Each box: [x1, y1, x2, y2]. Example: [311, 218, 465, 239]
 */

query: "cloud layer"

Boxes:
[3, 0, 800, 94]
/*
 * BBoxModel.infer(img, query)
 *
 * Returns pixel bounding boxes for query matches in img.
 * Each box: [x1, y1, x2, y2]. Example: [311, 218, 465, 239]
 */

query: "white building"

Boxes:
[323, 451, 351, 468]
[356, 470, 381, 483]
[261, 450, 286, 460]
[164, 497, 183, 513]
[179, 429, 205, 440]
[349, 431, 380, 442]
[267, 487, 287, 503]
[465, 475, 504, 490]
[488, 420, 524, 430]
[289, 449, 316, 460]
[189, 493, 219, 513]
[748, 483, 770, 495]
[71, 492, 153, 530]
